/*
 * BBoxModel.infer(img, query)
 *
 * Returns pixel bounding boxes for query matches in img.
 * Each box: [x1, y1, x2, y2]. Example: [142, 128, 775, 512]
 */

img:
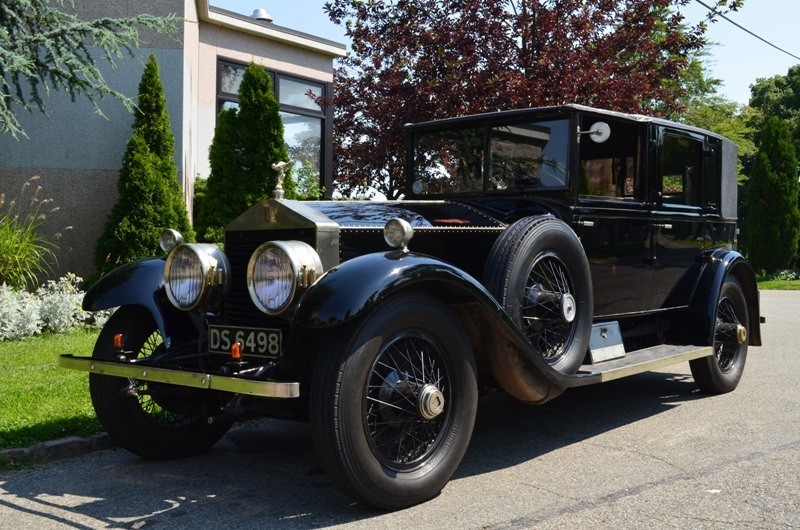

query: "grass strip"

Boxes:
[0, 330, 101, 450]
[756, 279, 800, 290]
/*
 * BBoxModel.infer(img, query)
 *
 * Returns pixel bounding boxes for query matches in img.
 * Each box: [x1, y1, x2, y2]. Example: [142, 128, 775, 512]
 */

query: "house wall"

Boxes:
[182, 0, 201, 218]
[0, 0, 185, 281]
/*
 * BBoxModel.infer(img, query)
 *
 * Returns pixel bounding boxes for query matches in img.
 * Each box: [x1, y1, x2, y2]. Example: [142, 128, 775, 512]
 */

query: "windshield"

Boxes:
[411, 118, 570, 195]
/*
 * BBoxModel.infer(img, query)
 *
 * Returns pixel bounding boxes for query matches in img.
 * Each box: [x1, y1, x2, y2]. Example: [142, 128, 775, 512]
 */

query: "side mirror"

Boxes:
[577, 122, 611, 143]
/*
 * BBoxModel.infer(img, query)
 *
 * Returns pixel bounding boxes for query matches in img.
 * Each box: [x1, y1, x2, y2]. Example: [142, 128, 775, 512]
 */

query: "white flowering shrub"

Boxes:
[0, 274, 113, 340]
[37, 273, 85, 333]
[0, 284, 42, 340]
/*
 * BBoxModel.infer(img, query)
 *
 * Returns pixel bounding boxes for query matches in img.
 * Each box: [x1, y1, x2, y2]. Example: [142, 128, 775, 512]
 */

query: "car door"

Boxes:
[648, 127, 708, 309]
[573, 116, 653, 318]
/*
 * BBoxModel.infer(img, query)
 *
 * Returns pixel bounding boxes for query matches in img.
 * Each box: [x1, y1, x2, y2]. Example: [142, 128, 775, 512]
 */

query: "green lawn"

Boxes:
[757, 279, 800, 290]
[0, 330, 101, 450]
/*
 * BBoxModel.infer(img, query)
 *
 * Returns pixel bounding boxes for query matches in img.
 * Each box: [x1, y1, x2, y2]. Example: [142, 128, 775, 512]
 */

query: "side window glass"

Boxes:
[412, 127, 485, 194]
[660, 134, 703, 208]
[488, 119, 569, 191]
[578, 121, 641, 200]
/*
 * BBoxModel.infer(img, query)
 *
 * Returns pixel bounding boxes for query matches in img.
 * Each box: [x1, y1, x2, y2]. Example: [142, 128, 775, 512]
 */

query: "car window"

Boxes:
[578, 120, 642, 201]
[411, 118, 569, 195]
[487, 119, 569, 191]
[659, 133, 703, 208]
[412, 127, 485, 195]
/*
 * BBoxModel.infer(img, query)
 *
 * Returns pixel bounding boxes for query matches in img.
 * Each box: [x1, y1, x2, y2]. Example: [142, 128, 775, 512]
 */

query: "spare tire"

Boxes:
[484, 216, 593, 374]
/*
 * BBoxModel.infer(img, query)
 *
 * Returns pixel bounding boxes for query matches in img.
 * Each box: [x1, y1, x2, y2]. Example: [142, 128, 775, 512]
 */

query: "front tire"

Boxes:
[690, 276, 749, 394]
[310, 294, 478, 510]
[89, 307, 232, 460]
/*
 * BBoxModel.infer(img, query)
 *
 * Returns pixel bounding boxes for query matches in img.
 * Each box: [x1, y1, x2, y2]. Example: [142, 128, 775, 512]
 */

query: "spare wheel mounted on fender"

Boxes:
[484, 216, 593, 375]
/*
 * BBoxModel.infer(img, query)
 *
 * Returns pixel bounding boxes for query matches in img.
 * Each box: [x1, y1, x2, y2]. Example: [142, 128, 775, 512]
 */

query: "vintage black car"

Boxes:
[61, 104, 762, 510]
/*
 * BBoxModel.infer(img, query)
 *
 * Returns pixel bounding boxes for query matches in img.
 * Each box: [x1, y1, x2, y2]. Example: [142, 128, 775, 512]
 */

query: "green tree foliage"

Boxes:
[747, 117, 800, 273]
[749, 64, 800, 152]
[195, 63, 294, 242]
[0, 0, 177, 138]
[95, 55, 194, 276]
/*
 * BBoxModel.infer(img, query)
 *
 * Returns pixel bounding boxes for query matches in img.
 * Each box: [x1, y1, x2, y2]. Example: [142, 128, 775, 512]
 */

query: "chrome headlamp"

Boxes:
[247, 241, 323, 315]
[159, 229, 184, 253]
[164, 243, 230, 311]
[384, 218, 414, 251]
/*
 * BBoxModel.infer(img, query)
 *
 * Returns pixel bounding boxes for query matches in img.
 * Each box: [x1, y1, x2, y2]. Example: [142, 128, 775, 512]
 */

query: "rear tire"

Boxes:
[89, 307, 232, 460]
[310, 294, 477, 510]
[690, 277, 749, 394]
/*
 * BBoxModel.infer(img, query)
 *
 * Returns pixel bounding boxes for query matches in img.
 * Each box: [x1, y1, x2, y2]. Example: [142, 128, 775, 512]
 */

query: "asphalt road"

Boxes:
[1, 291, 798, 529]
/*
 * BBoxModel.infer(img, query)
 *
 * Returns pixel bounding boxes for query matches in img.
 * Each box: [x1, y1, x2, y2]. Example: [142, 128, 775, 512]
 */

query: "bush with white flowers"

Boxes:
[0, 274, 112, 340]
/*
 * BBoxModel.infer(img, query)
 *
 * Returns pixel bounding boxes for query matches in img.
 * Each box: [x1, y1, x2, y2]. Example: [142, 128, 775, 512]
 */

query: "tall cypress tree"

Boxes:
[94, 54, 194, 276]
[747, 117, 800, 273]
[195, 62, 294, 243]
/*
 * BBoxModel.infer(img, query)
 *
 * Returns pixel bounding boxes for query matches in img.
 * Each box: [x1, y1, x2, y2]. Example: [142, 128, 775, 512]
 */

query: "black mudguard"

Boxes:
[83, 258, 197, 348]
[670, 249, 762, 347]
[293, 250, 574, 403]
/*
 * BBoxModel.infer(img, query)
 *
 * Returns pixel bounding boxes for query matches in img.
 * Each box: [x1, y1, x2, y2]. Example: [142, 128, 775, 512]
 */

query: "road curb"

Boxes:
[0, 433, 115, 467]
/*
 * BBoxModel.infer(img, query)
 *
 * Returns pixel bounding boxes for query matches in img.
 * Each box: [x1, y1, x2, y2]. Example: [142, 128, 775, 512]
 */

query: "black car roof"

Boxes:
[403, 104, 728, 142]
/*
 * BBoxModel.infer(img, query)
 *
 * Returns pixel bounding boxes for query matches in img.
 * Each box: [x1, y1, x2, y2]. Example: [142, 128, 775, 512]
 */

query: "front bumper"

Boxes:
[59, 355, 300, 398]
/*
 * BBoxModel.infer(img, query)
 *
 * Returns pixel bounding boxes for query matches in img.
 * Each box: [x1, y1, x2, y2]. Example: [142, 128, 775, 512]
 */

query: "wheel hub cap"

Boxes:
[560, 293, 576, 323]
[417, 383, 445, 420]
[737, 324, 747, 344]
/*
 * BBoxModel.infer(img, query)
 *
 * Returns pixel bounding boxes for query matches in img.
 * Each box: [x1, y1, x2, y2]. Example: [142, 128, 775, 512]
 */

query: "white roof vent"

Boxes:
[250, 8, 273, 23]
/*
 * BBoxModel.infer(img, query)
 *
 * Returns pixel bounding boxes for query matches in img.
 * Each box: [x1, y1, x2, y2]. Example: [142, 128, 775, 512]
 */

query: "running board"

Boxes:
[565, 344, 713, 387]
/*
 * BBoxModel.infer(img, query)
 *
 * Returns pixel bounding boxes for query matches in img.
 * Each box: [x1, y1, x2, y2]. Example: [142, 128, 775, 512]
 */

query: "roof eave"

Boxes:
[196, 1, 347, 58]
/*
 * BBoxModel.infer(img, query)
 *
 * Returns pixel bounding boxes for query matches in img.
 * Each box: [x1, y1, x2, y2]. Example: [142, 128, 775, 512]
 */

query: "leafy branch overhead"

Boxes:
[0, 0, 178, 138]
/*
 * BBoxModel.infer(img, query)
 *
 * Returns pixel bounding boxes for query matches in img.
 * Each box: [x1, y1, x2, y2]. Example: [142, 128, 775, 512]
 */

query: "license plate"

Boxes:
[208, 325, 282, 358]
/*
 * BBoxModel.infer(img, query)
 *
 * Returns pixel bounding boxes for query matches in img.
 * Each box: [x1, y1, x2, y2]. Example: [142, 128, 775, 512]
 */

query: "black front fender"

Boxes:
[293, 251, 501, 328]
[84, 258, 196, 348]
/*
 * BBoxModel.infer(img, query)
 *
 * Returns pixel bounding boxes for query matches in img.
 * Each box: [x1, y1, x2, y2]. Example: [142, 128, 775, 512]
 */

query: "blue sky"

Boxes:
[214, 0, 800, 105]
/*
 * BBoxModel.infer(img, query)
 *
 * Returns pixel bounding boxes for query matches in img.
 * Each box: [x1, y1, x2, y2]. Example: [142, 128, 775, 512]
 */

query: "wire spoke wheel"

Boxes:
[522, 252, 577, 363]
[483, 216, 592, 375]
[89, 307, 231, 459]
[714, 297, 743, 373]
[364, 333, 450, 469]
[689, 277, 749, 394]
[128, 331, 199, 428]
[311, 294, 477, 510]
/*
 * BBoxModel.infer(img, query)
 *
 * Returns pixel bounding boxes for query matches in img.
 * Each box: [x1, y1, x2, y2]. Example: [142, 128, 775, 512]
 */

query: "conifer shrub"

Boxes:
[747, 117, 800, 273]
[195, 62, 294, 243]
[95, 54, 194, 276]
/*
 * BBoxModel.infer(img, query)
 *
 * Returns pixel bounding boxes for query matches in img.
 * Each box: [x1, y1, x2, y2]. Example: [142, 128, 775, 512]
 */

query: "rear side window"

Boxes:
[660, 134, 703, 208]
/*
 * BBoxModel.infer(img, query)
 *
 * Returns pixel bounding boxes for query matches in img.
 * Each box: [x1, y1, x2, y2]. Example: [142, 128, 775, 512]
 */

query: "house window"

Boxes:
[216, 59, 331, 196]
